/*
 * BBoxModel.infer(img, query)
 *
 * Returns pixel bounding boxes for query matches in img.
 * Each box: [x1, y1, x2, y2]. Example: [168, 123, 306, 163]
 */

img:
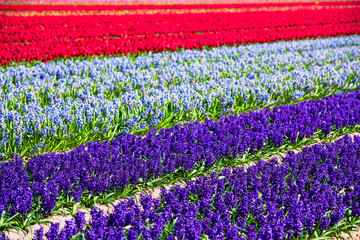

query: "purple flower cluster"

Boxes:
[1, 90, 360, 225]
[0, 159, 32, 218]
[26, 91, 360, 206]
[35, 134, 360, 239]
[30, 212, 86, 240]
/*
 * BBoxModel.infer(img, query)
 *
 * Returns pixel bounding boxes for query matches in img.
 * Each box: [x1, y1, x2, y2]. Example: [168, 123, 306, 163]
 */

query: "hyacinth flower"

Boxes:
[0, 36, 359, 159]
[0, 90, 355, 221]
[0, 159, 33, 235]
[1, 90, 360, 235]
[32, 134, 360, 239]
[0, 159, 32, 220]
[1, 3, 359, 64]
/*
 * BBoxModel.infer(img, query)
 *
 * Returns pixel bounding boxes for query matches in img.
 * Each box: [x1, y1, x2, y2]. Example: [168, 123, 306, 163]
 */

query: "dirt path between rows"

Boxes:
[4, 132, 360, 240]
[335, 227, 360, 240]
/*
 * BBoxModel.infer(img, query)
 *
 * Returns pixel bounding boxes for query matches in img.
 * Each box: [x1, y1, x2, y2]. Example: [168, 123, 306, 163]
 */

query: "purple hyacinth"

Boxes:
[33, 226, 44, 240]
[40, 134, 360, 239]
[45, 223, 60, 240]
[0, 159, 32, 218]
[22, 90, 360, 217]
[3, 90, 360, 231]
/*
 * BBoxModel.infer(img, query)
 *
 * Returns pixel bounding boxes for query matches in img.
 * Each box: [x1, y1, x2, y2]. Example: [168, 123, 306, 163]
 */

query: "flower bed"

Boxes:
[1, 1, 360, 238]
[0, 36, 359, 159]
[1, 1, 357, 11]
[1, 90, 360, 230]
[1, 2, 359, 64]
[28, 134, 360, 239]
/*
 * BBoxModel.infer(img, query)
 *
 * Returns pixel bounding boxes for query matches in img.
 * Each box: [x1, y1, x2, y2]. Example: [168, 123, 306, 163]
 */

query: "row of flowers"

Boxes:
[1, 90, 360, 232]
[5, 5, 353, 17]
[0, 7, 360, 43]
[1, 2, 359, 239]
[3, 6, 359, 44]
[26, 134, 360, 239]
[2, 1, 355, 11]
[1, 6, 359, 64]
[0, 36, 359, 158]
[5, 8, 359, 44]
[0, 0, 347, 3]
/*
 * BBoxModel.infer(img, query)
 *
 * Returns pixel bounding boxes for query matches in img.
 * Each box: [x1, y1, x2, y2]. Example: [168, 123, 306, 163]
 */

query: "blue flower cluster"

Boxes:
[1, 90, 360, 225]
[0, 36, 359, 157]
[29, 134, 360, 239]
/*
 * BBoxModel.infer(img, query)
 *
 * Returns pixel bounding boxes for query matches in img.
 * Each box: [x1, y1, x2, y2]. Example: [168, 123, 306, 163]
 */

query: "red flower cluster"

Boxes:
[1, 3, 359, 65]
[1, 1, 357, 11]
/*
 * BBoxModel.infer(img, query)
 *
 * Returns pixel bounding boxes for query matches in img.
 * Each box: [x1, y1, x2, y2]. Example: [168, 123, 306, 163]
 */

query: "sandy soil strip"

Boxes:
[335, 227, 360, 240]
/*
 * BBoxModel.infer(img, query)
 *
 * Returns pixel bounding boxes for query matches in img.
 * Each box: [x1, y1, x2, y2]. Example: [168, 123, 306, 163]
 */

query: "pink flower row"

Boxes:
[0, 0, 325, 2]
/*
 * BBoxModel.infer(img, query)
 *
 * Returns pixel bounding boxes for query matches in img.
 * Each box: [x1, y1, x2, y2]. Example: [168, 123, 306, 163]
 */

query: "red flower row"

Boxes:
[2, 1, 358, 11]
[1, 6, 359, 65]
[3, 7, 359, 44]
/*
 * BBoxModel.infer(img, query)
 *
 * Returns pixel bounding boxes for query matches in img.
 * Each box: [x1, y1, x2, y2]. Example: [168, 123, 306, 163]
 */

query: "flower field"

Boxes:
[1, 2, 360, 64]
[0, 0, 360, 239]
